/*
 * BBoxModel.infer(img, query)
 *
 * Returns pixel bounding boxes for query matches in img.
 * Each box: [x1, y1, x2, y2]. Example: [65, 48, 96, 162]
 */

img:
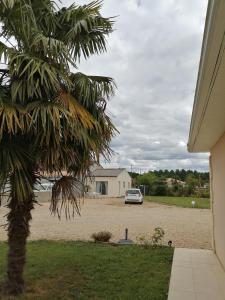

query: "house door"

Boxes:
[96, 181, 108, 195]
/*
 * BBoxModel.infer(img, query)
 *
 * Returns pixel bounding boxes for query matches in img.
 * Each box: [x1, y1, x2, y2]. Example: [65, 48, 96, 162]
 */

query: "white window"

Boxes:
[123, 181, 125, 188]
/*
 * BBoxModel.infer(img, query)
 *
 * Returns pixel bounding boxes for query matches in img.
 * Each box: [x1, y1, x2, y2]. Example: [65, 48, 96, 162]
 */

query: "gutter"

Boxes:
[188, 0, 216, 152]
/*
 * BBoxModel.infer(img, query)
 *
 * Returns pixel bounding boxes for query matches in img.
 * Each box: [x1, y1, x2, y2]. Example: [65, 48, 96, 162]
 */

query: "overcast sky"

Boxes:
[65, 0, 209, 172]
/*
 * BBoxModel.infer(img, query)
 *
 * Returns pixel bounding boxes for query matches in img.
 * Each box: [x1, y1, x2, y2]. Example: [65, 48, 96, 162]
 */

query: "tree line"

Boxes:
[129, 169, 210, 198]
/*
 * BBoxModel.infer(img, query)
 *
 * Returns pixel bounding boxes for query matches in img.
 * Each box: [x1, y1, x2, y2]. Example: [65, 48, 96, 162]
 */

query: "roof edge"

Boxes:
[188, 0, 216, 152]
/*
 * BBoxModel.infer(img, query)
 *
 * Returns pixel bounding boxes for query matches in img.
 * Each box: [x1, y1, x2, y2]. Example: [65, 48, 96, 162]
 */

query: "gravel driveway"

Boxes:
[0, 197, 212, 249]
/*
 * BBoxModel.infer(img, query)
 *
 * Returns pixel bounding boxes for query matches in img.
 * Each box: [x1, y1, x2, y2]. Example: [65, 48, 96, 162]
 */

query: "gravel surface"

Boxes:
[0, 197, 212, 249]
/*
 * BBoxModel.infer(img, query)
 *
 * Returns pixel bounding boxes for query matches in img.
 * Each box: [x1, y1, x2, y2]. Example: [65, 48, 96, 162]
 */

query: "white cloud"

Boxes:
[63, 0, 209, 171]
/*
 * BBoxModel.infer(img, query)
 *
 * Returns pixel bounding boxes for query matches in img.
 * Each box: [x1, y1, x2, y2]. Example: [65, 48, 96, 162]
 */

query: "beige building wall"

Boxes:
[86, 170, 132, 197]
[117, 170, 132, 196]
[211, 132, 225, 269]
[87, 176, 118, 197]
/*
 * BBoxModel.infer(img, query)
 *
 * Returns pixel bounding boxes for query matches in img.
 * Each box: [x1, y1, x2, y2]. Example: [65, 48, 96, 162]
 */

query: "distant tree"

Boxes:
[129, 172, 139, 179]
[154, 180, 168, 196]
[180, 169, 187, 181]
[136, 169, 209, 197]
[136, 173, 157, 195]
[185, 174, 198, 195]
[137, 173, 157, 186]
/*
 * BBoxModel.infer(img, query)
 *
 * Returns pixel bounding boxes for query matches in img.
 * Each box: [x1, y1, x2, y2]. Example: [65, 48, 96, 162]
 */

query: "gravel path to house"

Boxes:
[0, 197, 212, 249]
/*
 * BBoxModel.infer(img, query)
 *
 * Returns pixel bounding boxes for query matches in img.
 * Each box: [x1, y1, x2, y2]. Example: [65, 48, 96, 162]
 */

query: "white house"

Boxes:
[188, 0, 225, 271]
[86, 168, 132, 197]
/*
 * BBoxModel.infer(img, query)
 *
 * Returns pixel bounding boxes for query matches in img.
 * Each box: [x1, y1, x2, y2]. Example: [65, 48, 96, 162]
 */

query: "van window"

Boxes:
[127, 189, 140, 195]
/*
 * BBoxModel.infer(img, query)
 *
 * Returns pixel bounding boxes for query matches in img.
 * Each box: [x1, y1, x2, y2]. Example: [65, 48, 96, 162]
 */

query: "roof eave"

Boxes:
[188, 0, 217, 153]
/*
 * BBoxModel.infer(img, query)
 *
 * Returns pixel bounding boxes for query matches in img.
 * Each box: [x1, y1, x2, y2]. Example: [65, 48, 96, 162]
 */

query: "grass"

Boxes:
[0, 241, 174, 300]
[145, 196, 210, 209]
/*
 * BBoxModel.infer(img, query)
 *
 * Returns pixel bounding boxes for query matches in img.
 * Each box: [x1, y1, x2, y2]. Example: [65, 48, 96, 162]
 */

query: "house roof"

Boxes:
[188, 0, 225, 152]
[92, 168, 126, 177]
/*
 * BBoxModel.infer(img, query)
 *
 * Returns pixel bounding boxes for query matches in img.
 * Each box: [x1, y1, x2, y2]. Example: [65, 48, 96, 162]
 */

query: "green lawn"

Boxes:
[145, 196, 210, 209]
[0, 241, 174, 300]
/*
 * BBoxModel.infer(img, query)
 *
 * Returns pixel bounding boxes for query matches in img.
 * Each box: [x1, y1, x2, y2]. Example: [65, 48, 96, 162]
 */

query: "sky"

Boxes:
[64, 0, 209, 172]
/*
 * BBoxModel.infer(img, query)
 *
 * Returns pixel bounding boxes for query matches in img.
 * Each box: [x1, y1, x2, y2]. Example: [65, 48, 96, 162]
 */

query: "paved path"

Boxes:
[168, 248, 225, 300]
[0, 198, 212, 249]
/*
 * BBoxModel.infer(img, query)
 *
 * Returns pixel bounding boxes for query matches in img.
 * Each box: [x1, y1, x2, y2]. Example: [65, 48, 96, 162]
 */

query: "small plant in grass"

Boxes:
[137, 234, 151, 248]
[91, 231, 112, 243]
[151, 227, 165, 246]
[137, 227, 165, 248]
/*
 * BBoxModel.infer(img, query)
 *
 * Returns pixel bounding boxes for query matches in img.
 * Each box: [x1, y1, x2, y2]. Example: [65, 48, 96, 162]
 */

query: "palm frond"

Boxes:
[0, 1, 38, 49]
[30, 0, 58, 35]
[50, 176, 82, 219]
[0, 93, 31, 139]
[0, 137, 36, 201]
[1, 0, 16, 10]
[29, 32, 75, 68]
[27, 94, 96, 147]
[70, 72, 115, 106]
[8, 53, 69, 102]
[55, 1, 114, 60]
[58, 91, 96, 128]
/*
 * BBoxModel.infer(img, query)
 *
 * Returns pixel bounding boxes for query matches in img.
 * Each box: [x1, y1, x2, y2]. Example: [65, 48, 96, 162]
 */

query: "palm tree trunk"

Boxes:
[3, 170, 36, 295]
[3, 198, 34, 295]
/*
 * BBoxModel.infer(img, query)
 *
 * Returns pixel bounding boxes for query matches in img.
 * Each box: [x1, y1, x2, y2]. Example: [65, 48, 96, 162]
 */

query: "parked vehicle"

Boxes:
[35, 180, 54, 192]
[125, 188, 143, 204]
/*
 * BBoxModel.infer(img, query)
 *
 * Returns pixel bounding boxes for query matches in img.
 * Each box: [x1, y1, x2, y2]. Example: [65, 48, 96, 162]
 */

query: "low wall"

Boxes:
[35, 191, 52, 203]
[1, 191, 52, 206]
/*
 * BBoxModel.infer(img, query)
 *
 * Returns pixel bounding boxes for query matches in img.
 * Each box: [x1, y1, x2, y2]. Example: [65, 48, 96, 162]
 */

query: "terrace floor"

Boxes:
[168, 248, 225, 300]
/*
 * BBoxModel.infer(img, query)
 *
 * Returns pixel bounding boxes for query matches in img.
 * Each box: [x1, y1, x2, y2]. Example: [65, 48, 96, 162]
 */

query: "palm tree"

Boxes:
[0, 0, 116, 295]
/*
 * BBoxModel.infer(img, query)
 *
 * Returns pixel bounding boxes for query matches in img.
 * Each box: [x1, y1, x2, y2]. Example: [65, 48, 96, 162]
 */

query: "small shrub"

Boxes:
[137, 227, 165, 248]
[137, 234, 151, 248]
[151, 227, 165, 246]
[91, 231, 112, 243]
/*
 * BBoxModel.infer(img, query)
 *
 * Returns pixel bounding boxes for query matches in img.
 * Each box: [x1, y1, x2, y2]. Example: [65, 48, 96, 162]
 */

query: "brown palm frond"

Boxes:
[50, 176, 83, 219]
[57, 90, 96, 129]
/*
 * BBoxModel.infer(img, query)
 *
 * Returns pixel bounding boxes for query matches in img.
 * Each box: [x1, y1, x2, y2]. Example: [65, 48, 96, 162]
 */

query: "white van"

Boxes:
[125, 188, 143, 204]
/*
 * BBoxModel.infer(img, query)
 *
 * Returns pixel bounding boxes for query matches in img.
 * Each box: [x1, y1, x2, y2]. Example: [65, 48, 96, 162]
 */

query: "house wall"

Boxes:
[86, 170, 132, 197]
[87, 176, 117, 197]
[210, 131, 225, 269]
[117, 170, 132, 196]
